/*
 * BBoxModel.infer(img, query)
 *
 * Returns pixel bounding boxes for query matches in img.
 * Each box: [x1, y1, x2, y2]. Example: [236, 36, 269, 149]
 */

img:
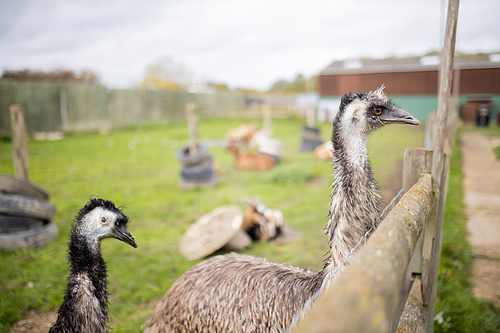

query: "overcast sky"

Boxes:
[1, 0, 499, 90]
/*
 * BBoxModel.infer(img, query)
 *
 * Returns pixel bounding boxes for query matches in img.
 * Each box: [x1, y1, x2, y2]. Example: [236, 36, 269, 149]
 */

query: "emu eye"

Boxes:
[372, 107, 383, 116]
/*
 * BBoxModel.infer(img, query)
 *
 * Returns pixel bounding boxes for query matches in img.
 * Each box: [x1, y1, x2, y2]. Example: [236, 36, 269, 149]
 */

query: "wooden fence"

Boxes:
[289, 1, 460, 332]
[0, 81, 246, 137]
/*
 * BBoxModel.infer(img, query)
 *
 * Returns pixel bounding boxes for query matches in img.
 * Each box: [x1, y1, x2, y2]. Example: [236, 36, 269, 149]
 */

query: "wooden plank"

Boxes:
[292, 174, 433, 333]
[396, 276, 427, 333]
[9, 105, 30, 181]
[402, 149, 433, 194]
[424, 1, 460, 331]
[263, 104, 272, 134]
[403, 149, 434, 278]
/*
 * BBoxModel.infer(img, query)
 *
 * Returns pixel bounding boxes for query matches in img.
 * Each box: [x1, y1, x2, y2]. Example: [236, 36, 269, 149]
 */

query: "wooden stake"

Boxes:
[187, 102, 198, 155]
[306, 106, 315, 128]
[263, 104, 272, 135]
[9, 105, 30, 181]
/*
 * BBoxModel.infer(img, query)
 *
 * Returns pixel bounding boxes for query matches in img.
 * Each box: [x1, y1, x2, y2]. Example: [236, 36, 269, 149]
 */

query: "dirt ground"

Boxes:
[10, 310, 55, 333]
[461, 132, 500, 307]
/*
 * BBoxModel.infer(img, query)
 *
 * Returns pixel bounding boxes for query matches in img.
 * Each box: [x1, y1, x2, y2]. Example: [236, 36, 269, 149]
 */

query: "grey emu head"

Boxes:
[72, 198, 137, 249]
[336, 85, 420, 139]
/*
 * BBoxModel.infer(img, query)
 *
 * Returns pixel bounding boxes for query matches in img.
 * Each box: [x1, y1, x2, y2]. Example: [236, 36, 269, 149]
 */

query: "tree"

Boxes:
[267, 74, 317, 94]
[1, 69, 99, 84]
[140, 57, 193, 90]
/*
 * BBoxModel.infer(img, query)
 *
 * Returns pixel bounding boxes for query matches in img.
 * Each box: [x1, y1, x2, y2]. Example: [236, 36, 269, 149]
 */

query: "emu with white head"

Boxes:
[49, 198, 137, 333]
[144, 86, 419, 333]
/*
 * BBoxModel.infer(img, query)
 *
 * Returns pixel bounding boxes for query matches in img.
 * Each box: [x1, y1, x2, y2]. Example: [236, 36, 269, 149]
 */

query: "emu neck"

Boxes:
[324, 120, 380, 278]
[50, 233, 109, 333]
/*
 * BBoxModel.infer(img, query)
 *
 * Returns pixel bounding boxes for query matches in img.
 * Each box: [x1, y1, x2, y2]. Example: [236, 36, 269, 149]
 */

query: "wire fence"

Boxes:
[285, 188, 405, 332]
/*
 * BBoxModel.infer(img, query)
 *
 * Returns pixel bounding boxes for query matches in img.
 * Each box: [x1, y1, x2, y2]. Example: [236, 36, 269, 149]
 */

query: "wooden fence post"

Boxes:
[424, 0, 460, 331]
[9, 104, 30, 181]
[263, 104, 272, 134]
[402, 148, 434, 276]
[396, 148, 435, 332]
[306, 106, 315, 128]
[186, 102, 198, 155]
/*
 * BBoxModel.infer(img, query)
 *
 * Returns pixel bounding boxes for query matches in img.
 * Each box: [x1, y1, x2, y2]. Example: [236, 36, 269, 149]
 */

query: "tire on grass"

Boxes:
[0, 195, 56, 221]
[0, 175, 50, 200]
[0, 215, 44, 233]
[176, 145, 208, 166]
[181, 165, 215, 181]
[0, 222, 58, 251]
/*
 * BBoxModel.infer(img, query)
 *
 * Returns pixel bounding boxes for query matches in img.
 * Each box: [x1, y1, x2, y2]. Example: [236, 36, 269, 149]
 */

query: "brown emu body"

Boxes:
[145, 87, 419, 332]
[144, 253, 323, 332]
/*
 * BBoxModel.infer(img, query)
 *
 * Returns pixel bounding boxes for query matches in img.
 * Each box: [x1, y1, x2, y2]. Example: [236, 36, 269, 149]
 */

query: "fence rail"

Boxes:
[292, 159, 436, 333]
[0, 81, 246, 137]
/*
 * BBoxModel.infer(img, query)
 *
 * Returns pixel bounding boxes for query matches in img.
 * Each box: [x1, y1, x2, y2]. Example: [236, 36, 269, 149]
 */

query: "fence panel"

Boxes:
[0, 81, 61, 135]
[0, 81, 245, 136]
[65, 84, 109, 132]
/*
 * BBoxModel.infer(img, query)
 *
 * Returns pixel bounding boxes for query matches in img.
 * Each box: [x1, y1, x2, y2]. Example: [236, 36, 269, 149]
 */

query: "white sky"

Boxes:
[1, 0, 499, 90]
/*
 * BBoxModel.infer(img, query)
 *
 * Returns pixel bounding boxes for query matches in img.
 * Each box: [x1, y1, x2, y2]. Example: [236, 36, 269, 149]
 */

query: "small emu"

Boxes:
[144, 86, 419, 332]
[49, 198, 137, 333]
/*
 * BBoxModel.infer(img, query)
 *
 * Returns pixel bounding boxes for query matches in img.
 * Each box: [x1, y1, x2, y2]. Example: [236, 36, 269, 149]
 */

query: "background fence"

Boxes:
[0, 81, 246, 137]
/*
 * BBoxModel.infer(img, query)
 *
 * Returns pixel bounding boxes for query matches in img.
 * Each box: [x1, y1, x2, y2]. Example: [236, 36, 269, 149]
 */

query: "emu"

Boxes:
[49, 198, 137, 333]
[144, 86, 419, 333]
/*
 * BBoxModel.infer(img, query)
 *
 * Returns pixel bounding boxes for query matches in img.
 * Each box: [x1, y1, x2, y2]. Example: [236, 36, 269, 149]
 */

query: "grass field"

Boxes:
[0, 116, 497, 332]
[435, 124, 500, 333]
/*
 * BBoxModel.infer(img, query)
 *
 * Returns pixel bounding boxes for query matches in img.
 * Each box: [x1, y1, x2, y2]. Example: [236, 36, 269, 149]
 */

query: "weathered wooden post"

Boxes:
[9, 104, 30, 180]
[300, 106, 322, 151]
[263, 104, 272, 135]
[423, 0, 460, 331]
[396, 148, 435, 332]
[306, 106, 315, 128]
[187, 102, 198, 155]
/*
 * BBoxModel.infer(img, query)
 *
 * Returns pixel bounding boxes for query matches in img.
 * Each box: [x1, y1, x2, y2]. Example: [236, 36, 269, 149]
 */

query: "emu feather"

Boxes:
[144, 87, 419, 333]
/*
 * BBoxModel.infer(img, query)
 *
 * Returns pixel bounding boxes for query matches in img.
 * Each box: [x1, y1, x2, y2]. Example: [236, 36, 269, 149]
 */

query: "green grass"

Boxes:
[1, 116, 425, 332]
[494, 146, 500, 160]
[434, 127, 500, 332]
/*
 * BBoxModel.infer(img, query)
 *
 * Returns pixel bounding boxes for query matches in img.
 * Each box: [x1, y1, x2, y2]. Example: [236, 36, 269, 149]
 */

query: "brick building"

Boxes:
[317, 52, 500, 123]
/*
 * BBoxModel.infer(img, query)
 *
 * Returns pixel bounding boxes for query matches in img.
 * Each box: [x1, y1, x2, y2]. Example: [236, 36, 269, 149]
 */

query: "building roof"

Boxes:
[320, 51, 500, 76]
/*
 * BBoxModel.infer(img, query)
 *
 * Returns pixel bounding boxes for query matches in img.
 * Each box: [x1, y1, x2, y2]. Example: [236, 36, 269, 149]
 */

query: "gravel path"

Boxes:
[461, 132, 500, 307]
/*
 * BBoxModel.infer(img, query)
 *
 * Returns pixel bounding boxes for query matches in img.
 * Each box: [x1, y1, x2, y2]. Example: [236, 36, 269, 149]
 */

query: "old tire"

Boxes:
[0, 175, 50, 200]
[0, 195, 56, 221]
[0, 215, 44, 233]
[176, 145, 208, 166]
[181, 165, 214, 181]
[300, 138, 323, 151]
[0, 222, 58, 251]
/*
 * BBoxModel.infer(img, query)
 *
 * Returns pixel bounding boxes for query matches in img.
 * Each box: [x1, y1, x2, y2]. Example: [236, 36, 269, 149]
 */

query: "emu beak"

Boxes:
[113, 224, 138, 248]
[381, 107, 420, 125]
